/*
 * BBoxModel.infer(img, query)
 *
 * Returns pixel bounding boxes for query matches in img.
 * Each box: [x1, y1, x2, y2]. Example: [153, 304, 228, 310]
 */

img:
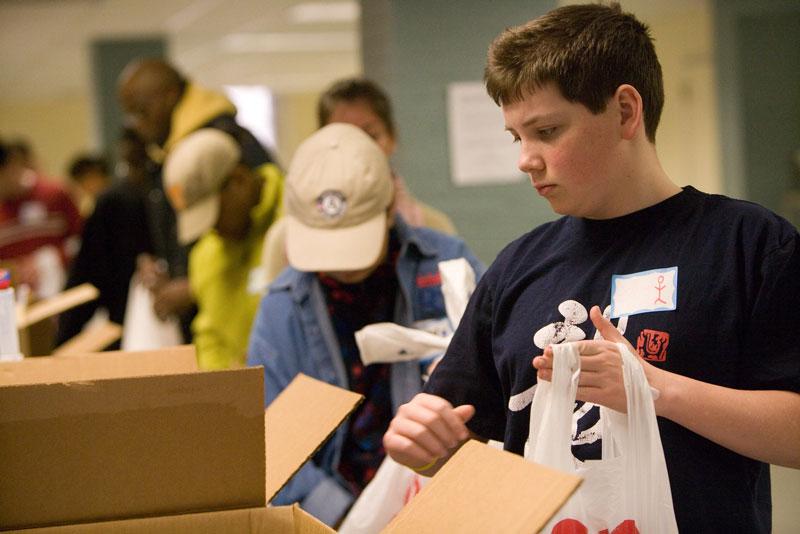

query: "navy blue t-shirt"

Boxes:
[426, 187, 800, 533]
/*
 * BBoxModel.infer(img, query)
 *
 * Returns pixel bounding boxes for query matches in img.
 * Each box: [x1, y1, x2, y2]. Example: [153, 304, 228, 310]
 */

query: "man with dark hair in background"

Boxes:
[117, 58, 283, 339]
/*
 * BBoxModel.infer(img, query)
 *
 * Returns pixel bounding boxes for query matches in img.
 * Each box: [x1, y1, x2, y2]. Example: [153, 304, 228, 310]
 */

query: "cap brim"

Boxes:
[285, 212, 388, 272]
[177, 194, 220, 245]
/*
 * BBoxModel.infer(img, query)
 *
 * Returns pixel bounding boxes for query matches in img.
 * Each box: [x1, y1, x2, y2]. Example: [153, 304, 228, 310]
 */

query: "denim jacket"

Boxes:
[246, 216, 484, 526]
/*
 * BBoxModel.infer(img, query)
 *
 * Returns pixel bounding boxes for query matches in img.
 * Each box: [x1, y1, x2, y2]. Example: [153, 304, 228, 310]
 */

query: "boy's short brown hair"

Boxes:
[485, 2, 664, 142]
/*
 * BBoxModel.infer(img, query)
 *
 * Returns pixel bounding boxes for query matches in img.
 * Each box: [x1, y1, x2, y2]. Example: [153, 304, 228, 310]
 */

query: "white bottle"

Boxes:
[0, 270, 23, 361]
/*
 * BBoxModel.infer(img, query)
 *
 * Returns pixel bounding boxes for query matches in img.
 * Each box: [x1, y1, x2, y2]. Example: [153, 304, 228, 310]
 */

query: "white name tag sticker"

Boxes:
[610, 267, 678, 318]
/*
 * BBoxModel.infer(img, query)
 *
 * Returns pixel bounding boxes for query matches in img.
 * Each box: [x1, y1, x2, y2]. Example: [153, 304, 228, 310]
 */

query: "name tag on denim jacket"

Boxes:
[416, 272, 445, 319]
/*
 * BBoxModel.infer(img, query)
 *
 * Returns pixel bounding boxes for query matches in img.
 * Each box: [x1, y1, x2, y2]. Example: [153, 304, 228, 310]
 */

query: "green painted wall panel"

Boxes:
[362, 1, 556, 264]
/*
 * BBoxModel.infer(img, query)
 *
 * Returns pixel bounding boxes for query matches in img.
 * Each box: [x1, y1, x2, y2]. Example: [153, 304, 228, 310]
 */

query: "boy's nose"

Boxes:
[517, 144, 544, 175]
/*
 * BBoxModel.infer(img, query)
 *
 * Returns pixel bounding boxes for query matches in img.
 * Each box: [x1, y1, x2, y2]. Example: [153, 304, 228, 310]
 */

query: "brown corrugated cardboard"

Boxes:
[0, 366, 266, 531]
[265, 373, 364, 501]
[0, 345, 197, 386]
[16, 504, 332, 534]
[0, 350, 363, 534]
[1, 349, 577, 533]
[51, 321, 123, 356]
[382, 440, 582, 534]
[16, 283, 99, 329]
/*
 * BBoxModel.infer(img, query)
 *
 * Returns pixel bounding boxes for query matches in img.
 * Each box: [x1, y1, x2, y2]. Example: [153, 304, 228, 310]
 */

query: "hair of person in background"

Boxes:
[484, 1, 664, 143]
[67, 154, 112, 201]
[0, 137, 28, 200]
[5, 138, 37, 169]
[68, 155, 110, 183]
[317, 78, 396, 138]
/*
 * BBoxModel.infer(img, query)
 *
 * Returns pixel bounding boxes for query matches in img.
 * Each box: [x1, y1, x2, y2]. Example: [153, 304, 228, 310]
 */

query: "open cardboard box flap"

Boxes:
[382, 440, 582, 534]
[264, 373, 364, 502]
[16, 283, 99, 330]
[0, 348, 363, 533]
[51, 320, 123, 356]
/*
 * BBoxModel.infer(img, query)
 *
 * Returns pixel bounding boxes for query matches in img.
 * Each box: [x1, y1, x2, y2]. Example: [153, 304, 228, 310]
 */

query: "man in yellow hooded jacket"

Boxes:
[118, 59, 283, 368]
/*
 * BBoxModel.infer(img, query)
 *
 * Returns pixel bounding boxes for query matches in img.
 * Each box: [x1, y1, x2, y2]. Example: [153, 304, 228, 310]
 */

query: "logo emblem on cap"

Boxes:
[316, 190, 347, 219]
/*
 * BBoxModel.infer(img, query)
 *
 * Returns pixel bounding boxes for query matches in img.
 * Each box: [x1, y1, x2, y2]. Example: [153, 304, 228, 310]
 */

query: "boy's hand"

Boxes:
[533, 305, 661, 413]
[383, 393, 474, 473]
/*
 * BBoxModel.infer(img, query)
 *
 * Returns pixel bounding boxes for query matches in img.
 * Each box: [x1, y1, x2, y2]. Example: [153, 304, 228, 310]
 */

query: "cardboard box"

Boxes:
[0, 348, 363, 533]
[16, 283, 99, 330]
[15, 505, 332, 533]
[1, 366, 266, 529]
[1, 348, 580, 533]
[383, 440, 582, 533]
[51, 321, 123, 356]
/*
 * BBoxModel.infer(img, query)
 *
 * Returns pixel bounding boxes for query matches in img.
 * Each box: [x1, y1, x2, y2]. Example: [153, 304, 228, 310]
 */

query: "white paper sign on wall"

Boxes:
[446, 81, 526, 186]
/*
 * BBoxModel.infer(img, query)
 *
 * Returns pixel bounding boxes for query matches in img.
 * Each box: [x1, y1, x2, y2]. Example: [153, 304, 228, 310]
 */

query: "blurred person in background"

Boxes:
[0, 137, 82, 300]
[247, 124, 484, 526]
[318, 78, 455, 234]
[117, 58, 283, 336]
[163, 128, 281, 369]
[261, 77, 456, 284]
[57, 129, 157, 347]
[6, 138, 41, 174]
[67, 154, 112, 217]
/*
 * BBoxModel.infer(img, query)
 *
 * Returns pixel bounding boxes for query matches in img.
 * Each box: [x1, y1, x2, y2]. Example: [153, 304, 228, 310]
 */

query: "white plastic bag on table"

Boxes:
[338, 456, 428, 534]
[527, 342, 677, 534]
[121, 277, 182, 351]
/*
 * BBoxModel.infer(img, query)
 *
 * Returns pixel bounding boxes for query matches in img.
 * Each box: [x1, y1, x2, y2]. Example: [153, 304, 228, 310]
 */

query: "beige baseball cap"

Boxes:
[284, 123, 394, 272]
[162, 128, 241, 244]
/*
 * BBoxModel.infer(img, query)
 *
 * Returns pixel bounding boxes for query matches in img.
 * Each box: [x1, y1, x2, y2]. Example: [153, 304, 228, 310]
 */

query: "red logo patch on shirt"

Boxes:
[636, 329, 670, 362]
[416, 272, 441, 288]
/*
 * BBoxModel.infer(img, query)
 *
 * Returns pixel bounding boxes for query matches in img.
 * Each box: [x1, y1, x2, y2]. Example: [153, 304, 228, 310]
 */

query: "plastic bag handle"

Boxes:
[527, 342, 580, 470]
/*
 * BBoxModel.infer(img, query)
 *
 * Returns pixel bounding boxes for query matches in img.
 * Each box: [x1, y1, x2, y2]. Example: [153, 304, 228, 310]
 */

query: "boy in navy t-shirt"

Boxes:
[383, 4, 800, 532]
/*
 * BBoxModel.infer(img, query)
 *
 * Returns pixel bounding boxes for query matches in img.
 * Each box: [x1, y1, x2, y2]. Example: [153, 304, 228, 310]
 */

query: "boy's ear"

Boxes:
[615, 84, 643, 140]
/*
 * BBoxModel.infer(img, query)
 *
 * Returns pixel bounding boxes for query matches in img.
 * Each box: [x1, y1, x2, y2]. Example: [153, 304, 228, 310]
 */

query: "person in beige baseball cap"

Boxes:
[260, 77, 457, 285]
[162, 128, 284, 370]
[283, 122, 394, 277]
[246, 123, 485, 526]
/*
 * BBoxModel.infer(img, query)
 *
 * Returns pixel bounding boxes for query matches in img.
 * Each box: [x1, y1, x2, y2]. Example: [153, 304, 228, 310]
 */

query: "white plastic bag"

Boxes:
[438, 258, 476, 329]
[527, 342, 677, 534]
[338, 456, 428, 534]
[121, 278, 182, 351]
[354, 258, 476, 366]
[354, 322, 450, 365]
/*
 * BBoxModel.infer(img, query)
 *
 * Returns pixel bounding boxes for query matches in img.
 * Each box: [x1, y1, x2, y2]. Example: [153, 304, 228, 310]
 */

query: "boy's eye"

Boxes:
[538, 127, 557, 139]
[510, 134, 521, 144]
